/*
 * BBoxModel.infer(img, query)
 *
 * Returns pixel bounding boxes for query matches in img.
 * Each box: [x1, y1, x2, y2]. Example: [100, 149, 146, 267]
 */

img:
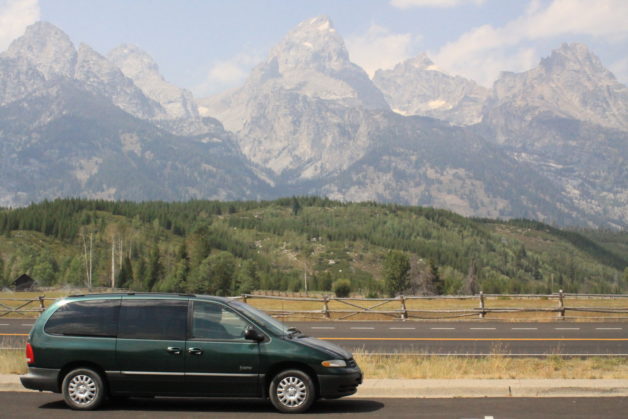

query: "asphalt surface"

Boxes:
[0, 392, 626, 418]
[289, 321, 628, 355]
[2, 319, 627, 355]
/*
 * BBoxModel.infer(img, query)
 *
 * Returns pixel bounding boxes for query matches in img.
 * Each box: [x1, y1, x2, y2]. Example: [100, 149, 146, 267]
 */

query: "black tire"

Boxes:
[61, 367, 105, 410]
[269, 369, 316, 414]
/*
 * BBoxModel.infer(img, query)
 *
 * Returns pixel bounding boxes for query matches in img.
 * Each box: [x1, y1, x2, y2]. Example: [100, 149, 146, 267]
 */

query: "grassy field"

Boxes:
[354, 353, 628, 379]
[0, 350, 26, 374]
[1, 290, 627, 321]
[2, 348, 627, 379]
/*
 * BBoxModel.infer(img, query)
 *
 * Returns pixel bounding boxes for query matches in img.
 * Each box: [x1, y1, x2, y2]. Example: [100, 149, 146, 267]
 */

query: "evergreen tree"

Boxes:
[236, 260, 259, 294]
[188, 256, 212, 294]
[145, 247, 163, 291]
[172, 243, 190, 292]
[383, 251, 410, 297]
[291, 197, 302, 216]
[188, 228, 211, 267]
[208, 251, 236, 296]
[117, 256, 134, 289]
[0, 254, 4, 288]
[424, 259, 444, 295]
[134, 257, 147, 290]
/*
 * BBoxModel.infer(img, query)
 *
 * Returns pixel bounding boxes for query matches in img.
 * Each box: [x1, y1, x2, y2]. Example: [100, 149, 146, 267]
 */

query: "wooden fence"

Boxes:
[235, 291, 628, 321]
[0, 296, 53, 317]
[2, 291, 628, 320]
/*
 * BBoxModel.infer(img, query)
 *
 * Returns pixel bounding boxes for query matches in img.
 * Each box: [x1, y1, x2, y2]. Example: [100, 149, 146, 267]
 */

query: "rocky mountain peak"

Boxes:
[74, 43, 166, 120]
[108, 44, 199, 120]
[108, 44, 160, 77]
[540, 43, 614, 80]
[406, 53, 436, 70]
[266, 15, 350, 73]
[488, 43, 628, 133]
[4, 21, 77, 79]
[373, 53, 488, 125]
[239, 15, 388, 112]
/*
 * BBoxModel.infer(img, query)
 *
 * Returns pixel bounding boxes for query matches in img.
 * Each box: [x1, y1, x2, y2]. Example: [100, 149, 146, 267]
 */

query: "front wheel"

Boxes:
[269, 369, 316, 413]
[61, 367, 105, 410]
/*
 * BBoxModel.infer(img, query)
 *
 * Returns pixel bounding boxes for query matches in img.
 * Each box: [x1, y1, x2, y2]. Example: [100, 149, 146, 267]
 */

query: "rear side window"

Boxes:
[118, 299, 187, 340]
[45, 299, 120, 337]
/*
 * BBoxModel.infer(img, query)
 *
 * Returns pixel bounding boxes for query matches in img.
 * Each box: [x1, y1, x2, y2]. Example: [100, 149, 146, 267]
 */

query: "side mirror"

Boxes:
[244, 326, 265, 342]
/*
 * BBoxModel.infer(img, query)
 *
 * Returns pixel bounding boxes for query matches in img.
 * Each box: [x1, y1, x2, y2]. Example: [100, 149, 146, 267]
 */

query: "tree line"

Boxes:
[0, 198, 625, 296]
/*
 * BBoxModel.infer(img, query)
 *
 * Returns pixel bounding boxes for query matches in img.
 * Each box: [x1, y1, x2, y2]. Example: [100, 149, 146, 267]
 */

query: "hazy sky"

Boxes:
[1, 0, 627, 97]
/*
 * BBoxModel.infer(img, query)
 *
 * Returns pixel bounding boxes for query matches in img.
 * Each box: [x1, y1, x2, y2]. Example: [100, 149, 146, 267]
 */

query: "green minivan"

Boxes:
[20, 293, 362, 413]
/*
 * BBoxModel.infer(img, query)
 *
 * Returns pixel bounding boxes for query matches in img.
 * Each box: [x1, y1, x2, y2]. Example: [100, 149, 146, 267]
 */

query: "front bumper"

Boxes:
[318, 370, 362, 399]
[20, 367, 60, 393]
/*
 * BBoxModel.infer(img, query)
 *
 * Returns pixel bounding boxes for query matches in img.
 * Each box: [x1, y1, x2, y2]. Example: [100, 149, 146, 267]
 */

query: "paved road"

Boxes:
[289, 321, 628, 355]
[2, 319, 627, 355]
[0, 392, 626, 418]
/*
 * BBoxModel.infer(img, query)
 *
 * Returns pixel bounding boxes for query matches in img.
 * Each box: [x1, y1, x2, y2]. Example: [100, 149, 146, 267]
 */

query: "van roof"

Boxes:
[66, 292, 233, 304]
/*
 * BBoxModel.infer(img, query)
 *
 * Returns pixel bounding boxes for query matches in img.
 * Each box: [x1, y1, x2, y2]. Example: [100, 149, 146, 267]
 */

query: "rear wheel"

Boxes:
[61, 367, 105, 410]
[269, 369, 315, 413]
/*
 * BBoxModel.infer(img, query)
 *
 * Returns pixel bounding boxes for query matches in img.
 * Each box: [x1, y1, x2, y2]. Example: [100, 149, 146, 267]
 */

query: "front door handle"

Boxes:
[166, 346, 182, 355]
[188, 347, 203, 356]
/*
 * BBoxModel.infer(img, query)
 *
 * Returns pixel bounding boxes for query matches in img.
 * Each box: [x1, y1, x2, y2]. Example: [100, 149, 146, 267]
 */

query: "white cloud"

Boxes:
[195, 53, 261, 97]
[432, 0, 628, 86]
[346, 25, 420, 77]
[0, 0, 39, 51]
[391, 0, 486, 9]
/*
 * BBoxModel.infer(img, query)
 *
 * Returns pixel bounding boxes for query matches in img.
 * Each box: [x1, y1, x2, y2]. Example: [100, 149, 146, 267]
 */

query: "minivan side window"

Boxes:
[45, 299, 120, 337]
[118, 299, 187, 341]
[191, 301, 249, 340]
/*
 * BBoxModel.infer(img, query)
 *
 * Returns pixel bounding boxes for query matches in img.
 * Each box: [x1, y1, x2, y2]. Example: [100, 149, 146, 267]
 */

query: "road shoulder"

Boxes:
[2, 374, 628, 397]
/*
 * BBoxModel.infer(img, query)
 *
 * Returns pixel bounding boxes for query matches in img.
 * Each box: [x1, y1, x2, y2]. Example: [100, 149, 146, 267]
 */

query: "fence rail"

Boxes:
[235, 291, 628, 320]
[1, 291, 628, 320]
[0, 296, 54, 317]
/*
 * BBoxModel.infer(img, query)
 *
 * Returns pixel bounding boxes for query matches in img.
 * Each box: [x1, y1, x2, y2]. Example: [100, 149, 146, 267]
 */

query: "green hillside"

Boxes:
[0, 198, 625, 295]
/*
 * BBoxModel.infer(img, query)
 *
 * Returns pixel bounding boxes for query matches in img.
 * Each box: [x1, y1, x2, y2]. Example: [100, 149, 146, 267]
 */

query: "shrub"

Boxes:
[333, 279, 351, 298]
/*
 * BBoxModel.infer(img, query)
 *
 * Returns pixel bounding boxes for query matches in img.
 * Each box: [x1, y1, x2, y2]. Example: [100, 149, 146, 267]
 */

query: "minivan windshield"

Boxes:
[230, 300, 288, 336]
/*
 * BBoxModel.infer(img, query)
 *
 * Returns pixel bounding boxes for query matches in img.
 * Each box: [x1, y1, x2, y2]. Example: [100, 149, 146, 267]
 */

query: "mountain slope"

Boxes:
[373, 53, 488, 125]
[484, 43, 628, 137]
[0, 81, 272, 206]
[108, 44, 199, 120]
[480, 43, 628, 228]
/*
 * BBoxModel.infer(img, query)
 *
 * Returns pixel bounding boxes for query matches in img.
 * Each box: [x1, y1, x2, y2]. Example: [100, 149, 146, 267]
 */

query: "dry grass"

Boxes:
[0, 350, 26, 374]
[2, 347, 627, 379]
[354, 352, 628, 379]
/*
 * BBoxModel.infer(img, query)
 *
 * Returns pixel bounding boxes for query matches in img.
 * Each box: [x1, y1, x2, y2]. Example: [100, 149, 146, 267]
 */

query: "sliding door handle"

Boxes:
[188, 347, 203, 356]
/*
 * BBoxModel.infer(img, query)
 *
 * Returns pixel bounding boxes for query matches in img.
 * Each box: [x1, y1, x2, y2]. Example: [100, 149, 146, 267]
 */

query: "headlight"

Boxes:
[321, 359, 347, 368]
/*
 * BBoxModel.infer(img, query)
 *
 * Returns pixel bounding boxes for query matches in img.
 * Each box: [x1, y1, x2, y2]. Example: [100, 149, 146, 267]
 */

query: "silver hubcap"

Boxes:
[276, 376, 307, 407]
[68, 374, 97, 406]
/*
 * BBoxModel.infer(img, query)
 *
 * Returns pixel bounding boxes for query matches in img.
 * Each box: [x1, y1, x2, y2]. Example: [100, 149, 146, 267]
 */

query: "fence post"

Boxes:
[242, 294, 247, 304]
[479, 291, 485, 319]
[558, 289, 565, 319]
[323, 295, 330, 319]
[38, 295, 46, 314]
[400, 295, 408, 320]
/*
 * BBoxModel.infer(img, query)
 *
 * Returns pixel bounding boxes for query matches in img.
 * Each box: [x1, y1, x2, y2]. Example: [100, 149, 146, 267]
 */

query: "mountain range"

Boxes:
[0, 18, 626, 228]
